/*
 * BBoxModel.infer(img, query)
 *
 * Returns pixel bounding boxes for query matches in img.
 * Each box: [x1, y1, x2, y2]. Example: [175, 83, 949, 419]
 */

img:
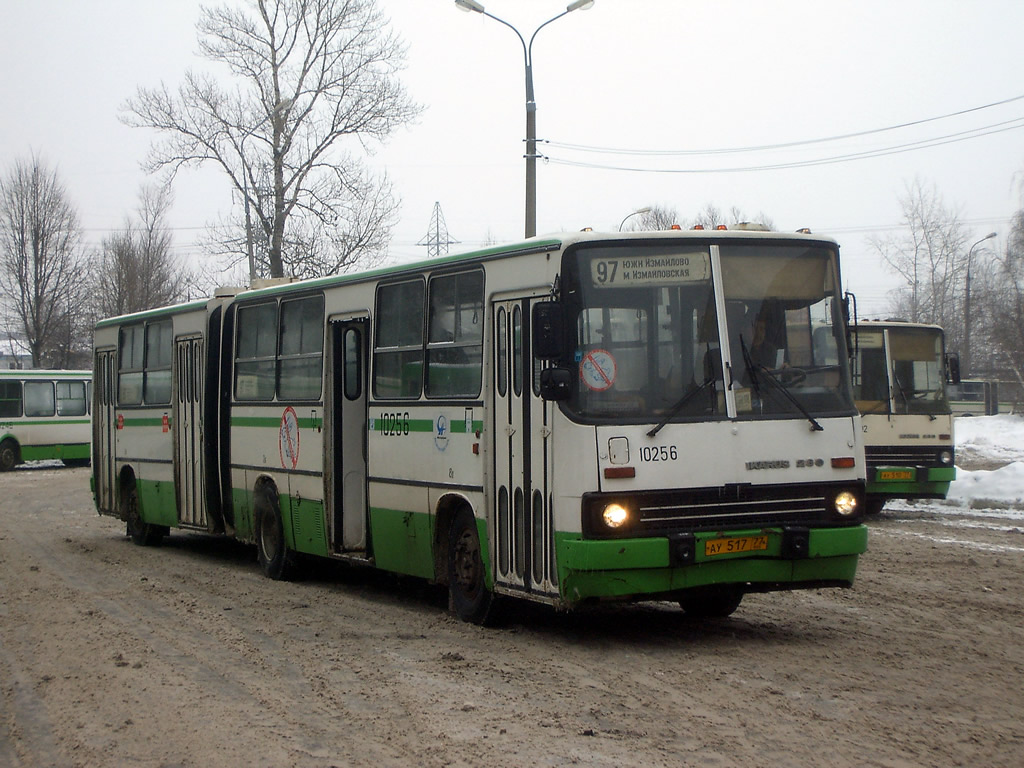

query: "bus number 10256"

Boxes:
[639, 445, 678, 462]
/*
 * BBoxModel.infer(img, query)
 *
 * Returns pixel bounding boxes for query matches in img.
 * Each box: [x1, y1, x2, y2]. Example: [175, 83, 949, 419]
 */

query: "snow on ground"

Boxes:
[948, 414, 1024, 507]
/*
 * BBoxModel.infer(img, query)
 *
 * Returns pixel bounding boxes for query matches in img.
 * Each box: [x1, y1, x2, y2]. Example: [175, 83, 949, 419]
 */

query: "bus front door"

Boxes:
[328, 317, 369, 553]
[174, 336, 208, 529]
[492, 297, 557, 597]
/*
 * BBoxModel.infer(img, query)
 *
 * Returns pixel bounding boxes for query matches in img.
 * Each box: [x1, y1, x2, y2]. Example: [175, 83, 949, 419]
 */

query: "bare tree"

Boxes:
[975, 210, 1024, 385]
[871, 178, 968, 330]
[122, 0, 419, 280]
[0, 155, 88, 368]
[92, 183, 193, 320]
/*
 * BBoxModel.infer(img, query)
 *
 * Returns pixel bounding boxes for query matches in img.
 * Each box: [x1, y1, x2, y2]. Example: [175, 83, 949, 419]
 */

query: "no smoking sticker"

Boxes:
[279, 406, 300, 469]
[580, 349, 617, 391]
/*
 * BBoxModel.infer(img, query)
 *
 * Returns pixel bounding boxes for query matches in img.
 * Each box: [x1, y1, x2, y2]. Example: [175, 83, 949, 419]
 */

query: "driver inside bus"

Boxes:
[746, 307, 786, 371]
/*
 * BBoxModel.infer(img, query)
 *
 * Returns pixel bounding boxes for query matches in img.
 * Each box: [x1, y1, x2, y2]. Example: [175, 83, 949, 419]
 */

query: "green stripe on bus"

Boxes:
[231, 416, 320, 429]
[0, 418, 89, 426]
[367, 419, 484, 433]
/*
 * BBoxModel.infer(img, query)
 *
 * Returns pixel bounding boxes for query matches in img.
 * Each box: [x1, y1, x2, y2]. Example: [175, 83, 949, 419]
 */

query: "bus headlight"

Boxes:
[939, 450, 954, 466]
[833, 491, 858, 517]
[602, 503, 630, 529]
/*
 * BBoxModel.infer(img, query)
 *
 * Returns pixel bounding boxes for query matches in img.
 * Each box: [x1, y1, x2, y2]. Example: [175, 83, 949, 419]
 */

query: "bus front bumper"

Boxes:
[556, 525, 868, 605]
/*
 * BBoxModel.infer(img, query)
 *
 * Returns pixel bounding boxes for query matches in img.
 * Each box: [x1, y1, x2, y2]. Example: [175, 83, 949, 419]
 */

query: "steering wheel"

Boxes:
[771, 367, 807, 386]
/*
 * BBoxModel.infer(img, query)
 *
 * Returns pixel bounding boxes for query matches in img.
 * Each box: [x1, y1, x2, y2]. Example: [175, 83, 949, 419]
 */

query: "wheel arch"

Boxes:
[117, 464, 138, 520]
[433, 492, 479, 586]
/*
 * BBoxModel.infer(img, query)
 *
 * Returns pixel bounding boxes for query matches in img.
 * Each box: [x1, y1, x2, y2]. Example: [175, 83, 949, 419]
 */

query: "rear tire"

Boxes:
[447, 508, 494, 625]
[124, 485, 166, 546]
[255, 484, 297, 580]
[0, 439, 18, 472]
[679, 586, 744, 618]
[864, 498, 886, 515]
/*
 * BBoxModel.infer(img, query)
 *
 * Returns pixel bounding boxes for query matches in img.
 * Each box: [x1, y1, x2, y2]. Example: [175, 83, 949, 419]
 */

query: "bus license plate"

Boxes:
[879, 469, 914, 481]
[704, 535, 769, 557]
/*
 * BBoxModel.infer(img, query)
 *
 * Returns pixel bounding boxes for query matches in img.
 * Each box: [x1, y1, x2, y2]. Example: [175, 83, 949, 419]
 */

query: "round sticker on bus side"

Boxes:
[580, 349, 617, 391]
[279, 406, 300, 469]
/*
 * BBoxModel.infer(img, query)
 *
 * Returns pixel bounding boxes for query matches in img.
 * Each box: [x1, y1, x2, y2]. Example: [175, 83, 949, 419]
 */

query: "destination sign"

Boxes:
[590, 251, 711, 288]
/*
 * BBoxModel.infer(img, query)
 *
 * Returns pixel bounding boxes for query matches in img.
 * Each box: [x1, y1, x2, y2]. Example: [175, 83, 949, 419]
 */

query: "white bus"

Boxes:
[92, 229, 868, 623]
[0, 369, 91, 471]
[850, 320, 956, 514]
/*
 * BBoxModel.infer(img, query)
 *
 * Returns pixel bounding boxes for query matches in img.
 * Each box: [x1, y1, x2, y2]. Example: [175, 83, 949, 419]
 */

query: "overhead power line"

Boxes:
[545, 119, 1024, 174]
[544, 93, 1024, 157]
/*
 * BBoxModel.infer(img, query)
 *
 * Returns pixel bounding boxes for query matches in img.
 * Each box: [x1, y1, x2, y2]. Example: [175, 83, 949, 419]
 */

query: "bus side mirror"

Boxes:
[945, 353, 961, 384]
[539, 367, 572, 401]
[532, 302, 563, 361]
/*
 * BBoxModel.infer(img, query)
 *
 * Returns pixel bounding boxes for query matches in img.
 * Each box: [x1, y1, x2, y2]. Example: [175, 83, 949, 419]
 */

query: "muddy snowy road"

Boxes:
[2, 465, 1023, 767]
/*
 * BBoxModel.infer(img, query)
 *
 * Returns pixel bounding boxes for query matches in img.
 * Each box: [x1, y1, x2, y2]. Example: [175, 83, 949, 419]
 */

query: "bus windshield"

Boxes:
[562, 241, 855, 423]
[854, 326, 949, 415]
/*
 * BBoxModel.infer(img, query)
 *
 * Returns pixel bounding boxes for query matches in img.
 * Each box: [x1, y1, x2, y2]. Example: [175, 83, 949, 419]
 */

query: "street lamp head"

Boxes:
[455, 0, 484, 12]
[567, 0, 595, 10]
[984, 231, 997, 240]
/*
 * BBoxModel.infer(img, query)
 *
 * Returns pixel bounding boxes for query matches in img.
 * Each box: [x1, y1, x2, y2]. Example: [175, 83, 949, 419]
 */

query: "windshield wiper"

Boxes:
[648, 377, 715, 437]
[739, 335, 824, 432]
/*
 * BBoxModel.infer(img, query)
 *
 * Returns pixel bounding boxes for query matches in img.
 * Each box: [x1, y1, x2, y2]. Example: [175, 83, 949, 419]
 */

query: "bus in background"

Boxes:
[851, 320, 957, 515]
[0, 369, 92, 471]
[92, 229, 868, 623]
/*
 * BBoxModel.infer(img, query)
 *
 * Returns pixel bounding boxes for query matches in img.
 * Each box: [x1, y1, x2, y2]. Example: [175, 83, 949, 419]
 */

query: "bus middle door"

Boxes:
[328, 316, 369, 553]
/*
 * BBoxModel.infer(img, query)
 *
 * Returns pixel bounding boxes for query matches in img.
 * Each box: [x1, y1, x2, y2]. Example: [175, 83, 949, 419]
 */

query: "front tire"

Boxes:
[447, 508, 494, 625]
[0, 439, 18, 472]
[679, 586, 744, 618]
[255, 484, 297, 580]
[124, 484, 166, 546]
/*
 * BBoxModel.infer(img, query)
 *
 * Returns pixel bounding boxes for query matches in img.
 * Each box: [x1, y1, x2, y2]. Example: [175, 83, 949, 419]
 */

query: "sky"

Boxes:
[2, 0, 1023, 316]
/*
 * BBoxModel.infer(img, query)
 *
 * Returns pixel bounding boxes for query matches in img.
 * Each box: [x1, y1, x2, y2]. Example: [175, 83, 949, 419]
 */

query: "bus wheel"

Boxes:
[864, 498, 886, 515]
[255, 484, 296, 580]
[679, 586, 744, 618]
[124, 485, 165, 546]
[447, 508, 494, 625]
[0, 439, 17, 472]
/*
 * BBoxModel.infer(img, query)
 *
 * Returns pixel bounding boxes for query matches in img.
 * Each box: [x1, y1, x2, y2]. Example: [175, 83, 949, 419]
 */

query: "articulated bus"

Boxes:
[851, 320, 957, 515]
[92, 229, 868, 623]
[0, 369, 91, 471]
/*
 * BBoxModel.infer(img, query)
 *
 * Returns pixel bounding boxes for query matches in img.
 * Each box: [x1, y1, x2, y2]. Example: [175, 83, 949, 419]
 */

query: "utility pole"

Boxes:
[417, 202, 459, 258]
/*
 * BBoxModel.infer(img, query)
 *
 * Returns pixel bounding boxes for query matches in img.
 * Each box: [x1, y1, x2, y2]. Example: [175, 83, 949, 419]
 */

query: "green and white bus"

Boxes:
[0, 369, 91, 471]
[92, 229, 868, 623]
[851, 320, 957, 515]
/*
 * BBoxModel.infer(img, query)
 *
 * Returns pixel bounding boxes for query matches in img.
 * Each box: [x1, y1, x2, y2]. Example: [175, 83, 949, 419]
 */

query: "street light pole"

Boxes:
[619, 206, 652, 231]
[964, 231, 998, 375]
[456, 0, 594, 238]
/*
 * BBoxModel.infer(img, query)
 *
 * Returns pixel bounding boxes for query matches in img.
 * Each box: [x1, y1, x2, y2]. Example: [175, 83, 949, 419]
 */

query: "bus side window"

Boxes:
[235, 302, 279, 401]
[144, 320, 173, 404]
[118, 324, 145, 405]
[24, 381, 55, 417]
[0, 380, 22, 417]
[56, 381, 87, 416]
[426, 270, 483, 398]
[278, 295, 324, 400]
[373, 280, 425, 399]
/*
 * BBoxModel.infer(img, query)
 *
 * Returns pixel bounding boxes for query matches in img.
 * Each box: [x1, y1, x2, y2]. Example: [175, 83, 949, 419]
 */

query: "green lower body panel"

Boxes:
[20, 443, 90, 462]
[136, 478, 179, 528]
[369, 507, 437, 579]
[867, 466, 955, 499]
[556, 525, 868, 606]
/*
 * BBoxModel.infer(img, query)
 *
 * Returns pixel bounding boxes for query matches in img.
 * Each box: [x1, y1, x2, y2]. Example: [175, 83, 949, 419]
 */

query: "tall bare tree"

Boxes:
[976, 210, 1024, 385]
[92, 183, 193, 320]
[872, 178, 968, 331]
[123, 0, 419, 280]
[0, 155, 88, 368]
